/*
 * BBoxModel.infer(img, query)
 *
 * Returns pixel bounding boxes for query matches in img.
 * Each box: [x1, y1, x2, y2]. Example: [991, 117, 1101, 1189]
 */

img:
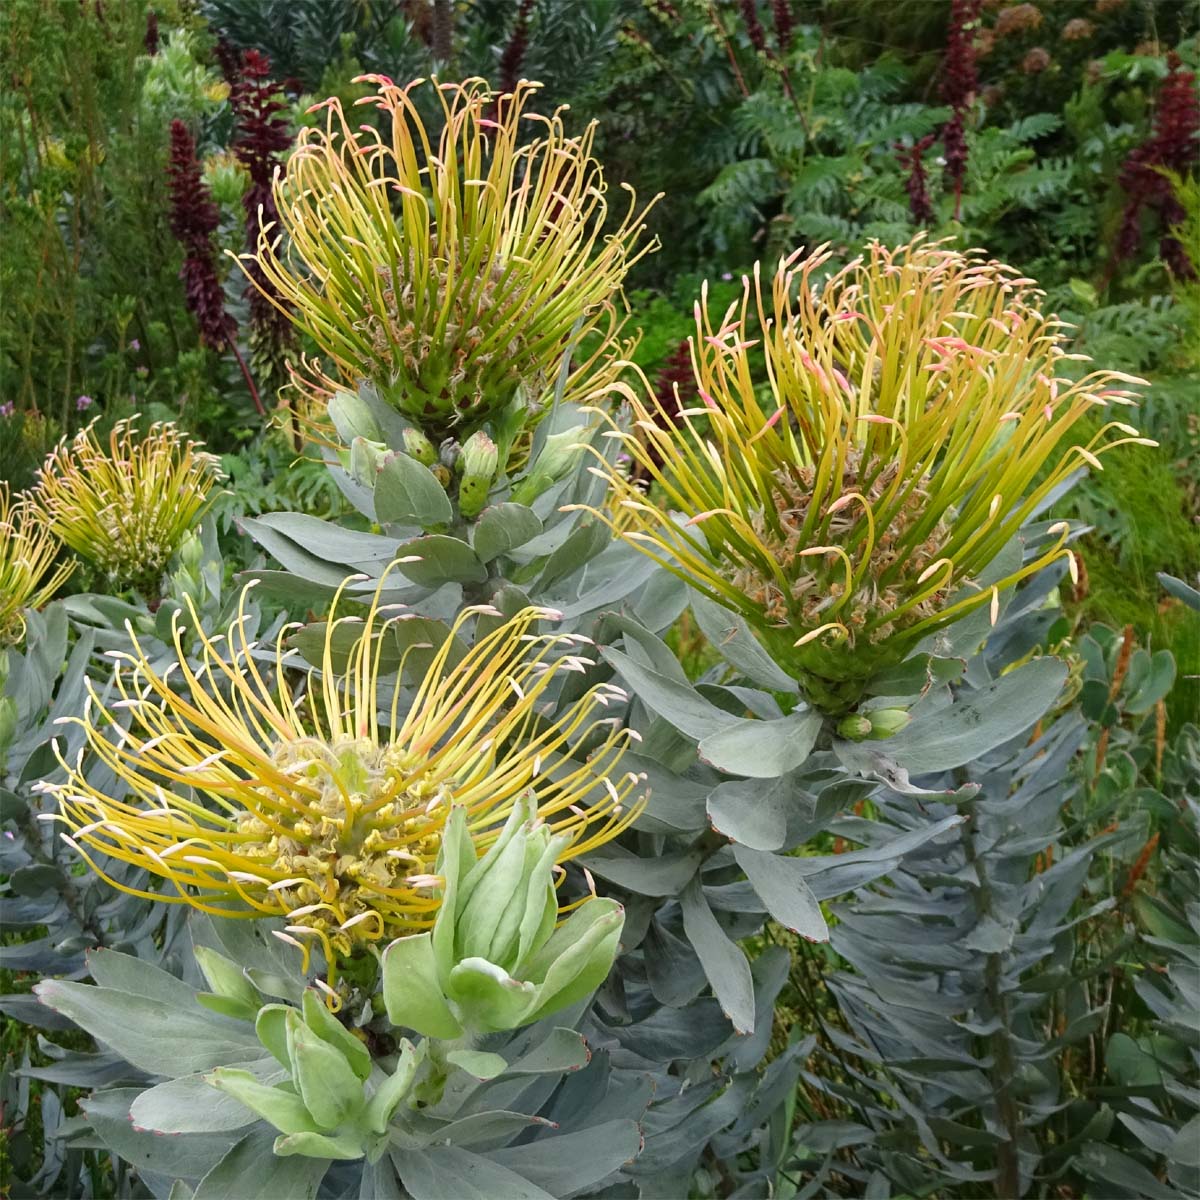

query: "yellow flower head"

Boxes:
[582, 238, 1154, 711]
[243, 75, 657, 443]
[32, 419, 222, 594]
[0, 482, 73, 646]
[43, 570, 646, 987]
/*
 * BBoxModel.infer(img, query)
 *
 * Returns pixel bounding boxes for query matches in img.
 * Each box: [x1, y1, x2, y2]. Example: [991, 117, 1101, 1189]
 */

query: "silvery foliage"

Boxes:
[0, 602, 186, 1197]
[756, 586, 1193, 1198]
[10, 379, 1181, 1200]
[0, 522, 273, 1197]
[237, 375, 676, 644]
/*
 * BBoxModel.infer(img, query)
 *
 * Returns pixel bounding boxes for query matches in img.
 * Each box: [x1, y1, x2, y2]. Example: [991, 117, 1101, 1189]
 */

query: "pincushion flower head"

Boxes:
[42, 570, 645, 993]
[0, 483, 73, 647]
[584, 238, 1153, 713]
[31, 419, 222, 595]
[242, 75, 657, 449]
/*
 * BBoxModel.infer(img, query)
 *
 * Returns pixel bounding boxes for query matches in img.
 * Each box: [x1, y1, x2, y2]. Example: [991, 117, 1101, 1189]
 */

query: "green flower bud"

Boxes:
[510, 425, 589, 506]
[178, 530, 205, 574]
[274, 1130, 369, 1161]
[382, 799, 625, 1036]
[349, 437, 388, 489]
[329, 390, 383, 444]
[836, 714, 873, 742]
[457, 432, 499, 518]
[211, 1003, 425, 1163]
[459, 431, 498, 480]
[401, 426, 438, 467]
[865, 707, 912, 739]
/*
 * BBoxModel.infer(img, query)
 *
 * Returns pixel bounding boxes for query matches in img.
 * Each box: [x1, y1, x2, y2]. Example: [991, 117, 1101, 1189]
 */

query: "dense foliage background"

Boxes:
[1, 2, 1197, 1198]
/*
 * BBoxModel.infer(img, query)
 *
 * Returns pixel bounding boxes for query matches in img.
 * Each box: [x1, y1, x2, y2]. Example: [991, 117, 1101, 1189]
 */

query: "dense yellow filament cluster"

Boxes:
[31, 419, 221, 594]
[579, 238, 1154, 710]
[0, 482, 73, 646]
[244, 75, 657, 440]
[42, 569, 646, 981]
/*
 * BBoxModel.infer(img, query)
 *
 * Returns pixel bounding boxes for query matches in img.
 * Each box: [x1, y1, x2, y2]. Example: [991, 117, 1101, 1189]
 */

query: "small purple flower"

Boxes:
[76, 394, 95, 412]
[0, 401, 14, 418]
[129, 338, 141, 351]
[136, 366, 149, 378]
[721, 272, 734, 281]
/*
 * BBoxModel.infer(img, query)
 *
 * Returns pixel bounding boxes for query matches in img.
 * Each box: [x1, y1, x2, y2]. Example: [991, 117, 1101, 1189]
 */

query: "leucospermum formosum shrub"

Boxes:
[244, 75, 657, 468]
[30, 418, 223, 596]
[587, 238, 1155, 712]
[42, 570, 645, 1000]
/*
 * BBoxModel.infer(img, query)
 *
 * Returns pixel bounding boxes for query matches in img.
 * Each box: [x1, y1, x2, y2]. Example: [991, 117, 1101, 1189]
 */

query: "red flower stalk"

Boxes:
[1115, 53, 1200, 279]
[230, 50, 295, 374]
[213, 36, 241, 84]
[772, 0, 794, 52]
[739, 0, 767, 52]
[166, 120, 234, 351]
[896, 134, 937, 226]
[144, 9, 159, 56]
[498, 0, 535, 96]
[939, 0, 982, 220]
[166, 120, 262, 413]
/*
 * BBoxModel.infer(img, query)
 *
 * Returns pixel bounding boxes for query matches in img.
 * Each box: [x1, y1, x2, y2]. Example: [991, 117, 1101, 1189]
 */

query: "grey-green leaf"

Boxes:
[880, 657, 1068, 775]
[400, 535, 488, 586]
[691, 592, 800, 692]
[680, 878, 756, 1035]
[732, 846, 829, 942]
[374, 453, 454, 526]
[697, 708, 820, 779]
[473, 504, 543, 563]
[35, 981, 263, 1077]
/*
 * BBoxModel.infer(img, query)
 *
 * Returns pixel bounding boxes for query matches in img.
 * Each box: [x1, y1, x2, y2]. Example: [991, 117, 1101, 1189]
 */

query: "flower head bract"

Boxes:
[43, 570, 645, 988]
[32, 418, 222, 595]
[0, 482, 73, 647]
[582, 238, 1154, 712]
[243, 75, 657, 445]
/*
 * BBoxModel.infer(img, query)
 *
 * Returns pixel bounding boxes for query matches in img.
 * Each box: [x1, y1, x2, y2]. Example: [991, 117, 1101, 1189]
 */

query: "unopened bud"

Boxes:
[177, 530, 204, 574]
[457, 432, 499, 518]
[867, 707, 911, 740]
[348, 437, 388, 489]
[329, 391, 382, 444]
[401, 427, 437, 467]
[836, 714, 873, 741]
[510, 425, 588, 505]
[382, 798, 625, 1037]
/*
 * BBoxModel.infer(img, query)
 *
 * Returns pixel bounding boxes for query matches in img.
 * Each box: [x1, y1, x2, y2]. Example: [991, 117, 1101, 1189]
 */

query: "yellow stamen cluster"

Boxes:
[42, 569, 646, 983]
[244, 75, 657, 442]
[0, 483, 73, 646]
[581, 238, 1154, 711]
[31, 419, 222, 595]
